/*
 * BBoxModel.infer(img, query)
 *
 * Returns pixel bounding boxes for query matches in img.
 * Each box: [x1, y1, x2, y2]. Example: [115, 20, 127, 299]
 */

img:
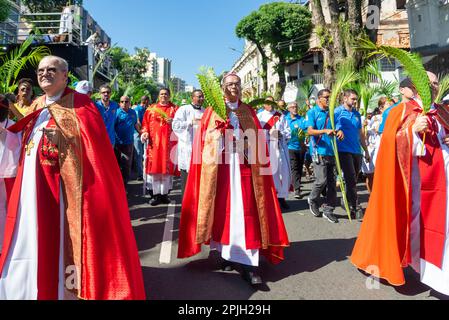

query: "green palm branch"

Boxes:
[197, 67, 227, 120]
[0, 36, 50, 93]
[376, 79, 398, 98]
[149, 106, 168, 119]
[357, 38, 432, 113]
[329, 60, 359, 222]
[436, 73, 449, 103]
[247, 98, 278, 109]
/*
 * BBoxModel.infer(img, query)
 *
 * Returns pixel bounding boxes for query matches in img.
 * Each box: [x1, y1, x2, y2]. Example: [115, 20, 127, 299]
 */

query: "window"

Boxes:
[396, 0, 407, 9]
[380, 58, 396, 72]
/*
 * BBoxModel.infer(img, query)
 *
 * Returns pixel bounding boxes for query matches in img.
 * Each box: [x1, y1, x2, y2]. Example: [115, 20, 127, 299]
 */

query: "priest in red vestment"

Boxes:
[177, 73, 289, 285]
[0, 56, 145, 300]
[141, 88, 179, 206]
[351, 72, 449, 296]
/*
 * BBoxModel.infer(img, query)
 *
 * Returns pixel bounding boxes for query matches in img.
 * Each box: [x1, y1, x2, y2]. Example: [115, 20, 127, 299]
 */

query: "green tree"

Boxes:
[311, 0, 382, 88]
[236, 2, 312, 98]
[0, 0, 10, 23]
[22, 0, 83, 13]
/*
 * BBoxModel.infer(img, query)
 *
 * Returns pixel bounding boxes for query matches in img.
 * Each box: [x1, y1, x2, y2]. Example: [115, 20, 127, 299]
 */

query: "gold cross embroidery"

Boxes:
[25, 139, 35, 156]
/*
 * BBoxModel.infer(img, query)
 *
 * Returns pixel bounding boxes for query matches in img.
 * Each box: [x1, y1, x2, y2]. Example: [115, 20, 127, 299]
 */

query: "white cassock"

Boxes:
[257, 110, 291, 199]
[210, 101, 259, 266]
[410, 114, 449, 296]
[362, 115, 381, 174]
[0, 119, 20, 252]
[172, 104, 205, 172]
[59, 6, 73, 34]
[0, 94, 73, 300]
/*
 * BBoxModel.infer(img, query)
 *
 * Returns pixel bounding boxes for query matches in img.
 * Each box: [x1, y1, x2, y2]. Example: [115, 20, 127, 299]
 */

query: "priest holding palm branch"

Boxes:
[177, 73, 289, 286]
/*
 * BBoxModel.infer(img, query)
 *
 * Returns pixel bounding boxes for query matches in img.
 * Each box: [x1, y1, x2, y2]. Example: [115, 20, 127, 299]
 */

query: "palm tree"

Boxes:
[0, 36, 50, 93]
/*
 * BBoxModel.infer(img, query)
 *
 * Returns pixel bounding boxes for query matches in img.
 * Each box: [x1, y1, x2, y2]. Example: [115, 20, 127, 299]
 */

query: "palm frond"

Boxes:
[197, 67, 227, 120]
[150, 106, 168, 119]
[357, 38, 432, 112]
[436, 73, 449, 103]
[0, 36, 50, 92]
[247, 98, 278, 109]
[375, 79, 398, 98]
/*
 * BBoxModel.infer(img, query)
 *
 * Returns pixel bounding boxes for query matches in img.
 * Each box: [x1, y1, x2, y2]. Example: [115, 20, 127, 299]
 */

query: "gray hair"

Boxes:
[40, 55, 69, 72]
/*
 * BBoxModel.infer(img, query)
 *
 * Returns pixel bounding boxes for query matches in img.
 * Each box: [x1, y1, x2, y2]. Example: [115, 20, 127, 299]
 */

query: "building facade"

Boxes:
[145, 52, 172, 86]
[407, 0, 449, 75]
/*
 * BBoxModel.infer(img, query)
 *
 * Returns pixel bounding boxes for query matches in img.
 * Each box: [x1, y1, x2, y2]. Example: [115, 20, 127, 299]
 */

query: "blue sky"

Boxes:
[83, 0, 280, 87]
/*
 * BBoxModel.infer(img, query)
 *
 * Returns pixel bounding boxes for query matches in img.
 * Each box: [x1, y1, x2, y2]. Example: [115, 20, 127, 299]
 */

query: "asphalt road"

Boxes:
[126, 177, 448, 300]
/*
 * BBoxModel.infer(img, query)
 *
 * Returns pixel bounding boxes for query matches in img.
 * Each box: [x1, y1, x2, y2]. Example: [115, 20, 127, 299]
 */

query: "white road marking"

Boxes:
[159, 203, 177, 264]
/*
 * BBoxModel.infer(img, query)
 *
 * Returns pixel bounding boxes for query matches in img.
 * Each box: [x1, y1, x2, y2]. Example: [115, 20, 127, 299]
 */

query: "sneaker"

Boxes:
[323, 211, 339, 224]
[308, 198, 321, 217]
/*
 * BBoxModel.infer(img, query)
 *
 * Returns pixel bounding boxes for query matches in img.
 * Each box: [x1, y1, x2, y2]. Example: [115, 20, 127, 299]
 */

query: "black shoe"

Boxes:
[351, 207, 364, 221]
[160, 194, 171, 204]
[308, 198, 321, 217]
[137, 176, 143, 181]
[278, 198, 290, 210]
[146, 188, 153, 198]
[150, 195, 163, 206]
[242, 267, 263, 285]
[220, 260, 234, 272]
[323, 211, 339, 224]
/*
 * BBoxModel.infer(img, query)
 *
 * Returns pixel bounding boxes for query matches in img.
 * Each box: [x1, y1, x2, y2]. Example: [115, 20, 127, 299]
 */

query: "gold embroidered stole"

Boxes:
[195, 104, 270, 249]
[31, 93, 83, 294]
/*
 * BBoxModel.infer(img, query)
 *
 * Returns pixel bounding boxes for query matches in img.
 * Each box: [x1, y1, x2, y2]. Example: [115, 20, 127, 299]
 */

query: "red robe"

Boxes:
[351, 100, 448, 286]
[141, 102, 179, 175]
[178, 103, 289, 264]
[0, 88, 146, 300]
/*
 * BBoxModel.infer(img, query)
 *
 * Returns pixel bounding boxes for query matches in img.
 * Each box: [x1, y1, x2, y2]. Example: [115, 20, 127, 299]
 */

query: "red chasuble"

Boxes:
[177, 102, 289, 264]
[351, 100, 448, 286]
[141, 102, 179, 175]
[0, 88, 146, 300]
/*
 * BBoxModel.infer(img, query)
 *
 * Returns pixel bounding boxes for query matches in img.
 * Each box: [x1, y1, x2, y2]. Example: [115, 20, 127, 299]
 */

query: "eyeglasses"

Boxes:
[101, 91, 111, 95]
[37, 67, 58, 76]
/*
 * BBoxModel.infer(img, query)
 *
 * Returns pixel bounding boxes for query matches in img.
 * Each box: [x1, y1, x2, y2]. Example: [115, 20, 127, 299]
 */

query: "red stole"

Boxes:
[263, 112, 282, 130]
[417, 107, 447, 268]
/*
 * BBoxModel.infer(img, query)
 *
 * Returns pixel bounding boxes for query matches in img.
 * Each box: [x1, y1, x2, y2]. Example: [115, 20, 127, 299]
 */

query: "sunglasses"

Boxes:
[120, 100, 130, 103]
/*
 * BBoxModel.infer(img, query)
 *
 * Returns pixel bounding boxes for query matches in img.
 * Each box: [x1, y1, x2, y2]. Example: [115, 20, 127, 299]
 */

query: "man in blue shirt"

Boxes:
[95, 84, 119, 146]
[115, 96, 138, 187]
[334, 89, 370, 221]
[285, 101, 308, 199]
[307, 89, 344, 224]
[132, 95, 149, 181]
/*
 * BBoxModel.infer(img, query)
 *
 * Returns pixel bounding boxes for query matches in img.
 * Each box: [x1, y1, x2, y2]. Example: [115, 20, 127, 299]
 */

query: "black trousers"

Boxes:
[180, 169, 188, 196]
[309, 155, 337, 210]
[338, 152, 362, 209]
[114, 144, 134, 185]
[289, 149, 305, 195]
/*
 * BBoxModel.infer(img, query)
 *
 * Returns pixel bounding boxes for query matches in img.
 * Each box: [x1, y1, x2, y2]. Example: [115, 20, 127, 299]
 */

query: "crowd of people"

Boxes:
[0, 54, 448, 299]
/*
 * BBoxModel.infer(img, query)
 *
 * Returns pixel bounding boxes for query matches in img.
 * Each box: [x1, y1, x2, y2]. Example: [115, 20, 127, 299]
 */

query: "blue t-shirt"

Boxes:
[115, 108, 137, 145]
[306, 105, 336, 156]
[95, 100, 119, 145]
[132, 104, 146, 133]
[334, 105, 362, 154]
[378, 103, 399, 134]
[285, 113, 308, 151]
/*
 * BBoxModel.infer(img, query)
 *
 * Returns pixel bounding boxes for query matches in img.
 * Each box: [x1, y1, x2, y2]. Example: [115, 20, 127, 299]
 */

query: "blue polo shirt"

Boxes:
[285, 113, 308, 151]
[95, 100, 119, 145]
[334, 105, 362, 154]
[115, 108, 137, 145]
[378, 102, 400, 134]
[132, 104, 146, 133]
[306, 105, 337, 156]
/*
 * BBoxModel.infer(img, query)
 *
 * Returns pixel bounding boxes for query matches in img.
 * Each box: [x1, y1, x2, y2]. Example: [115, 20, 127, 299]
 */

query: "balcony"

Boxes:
[288, 73, 324, 87]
